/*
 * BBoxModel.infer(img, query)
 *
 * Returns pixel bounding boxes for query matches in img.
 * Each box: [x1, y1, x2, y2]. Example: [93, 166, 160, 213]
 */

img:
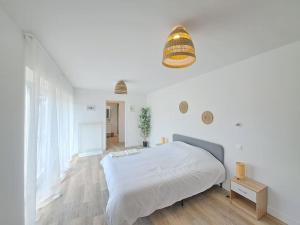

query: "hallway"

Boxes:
[106, 136, 125, 151]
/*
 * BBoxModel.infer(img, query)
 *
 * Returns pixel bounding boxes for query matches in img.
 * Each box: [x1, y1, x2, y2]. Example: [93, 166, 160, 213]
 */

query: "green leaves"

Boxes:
[138, 107, 151, 140]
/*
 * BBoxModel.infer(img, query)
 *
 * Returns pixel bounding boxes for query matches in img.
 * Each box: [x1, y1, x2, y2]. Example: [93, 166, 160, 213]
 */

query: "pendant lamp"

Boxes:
[114, 80, 127, 94]
[162, 25, 196, 68]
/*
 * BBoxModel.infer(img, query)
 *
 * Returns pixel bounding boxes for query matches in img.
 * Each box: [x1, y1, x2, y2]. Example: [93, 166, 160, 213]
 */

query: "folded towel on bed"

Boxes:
[109, 148, 142, 157]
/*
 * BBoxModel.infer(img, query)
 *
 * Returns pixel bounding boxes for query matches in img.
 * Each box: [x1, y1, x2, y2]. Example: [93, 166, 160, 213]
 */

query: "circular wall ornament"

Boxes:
[179, 101, 188, 114]
[202, 111, 214, 124]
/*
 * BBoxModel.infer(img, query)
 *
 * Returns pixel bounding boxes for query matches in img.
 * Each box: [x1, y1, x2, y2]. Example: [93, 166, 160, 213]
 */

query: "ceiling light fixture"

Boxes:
[114, 80, 128, 94]
[162, 25, 196, 68]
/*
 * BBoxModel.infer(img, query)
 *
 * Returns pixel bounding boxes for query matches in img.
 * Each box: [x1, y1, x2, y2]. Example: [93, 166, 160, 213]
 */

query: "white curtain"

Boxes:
[24, 35, 75, 225]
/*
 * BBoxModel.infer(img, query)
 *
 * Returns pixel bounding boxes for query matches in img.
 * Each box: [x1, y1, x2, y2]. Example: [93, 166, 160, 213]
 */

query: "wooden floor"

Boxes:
[37, 155, 284, 225]
[106, 136, 125, 151]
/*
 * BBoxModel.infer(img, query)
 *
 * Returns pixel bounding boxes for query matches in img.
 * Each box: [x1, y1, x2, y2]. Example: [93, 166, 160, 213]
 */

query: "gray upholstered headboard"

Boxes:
[173, 134, 224, 165]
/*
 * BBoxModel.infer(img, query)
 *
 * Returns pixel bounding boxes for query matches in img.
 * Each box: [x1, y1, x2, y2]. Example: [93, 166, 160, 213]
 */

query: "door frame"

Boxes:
[105, 100, 126, 150]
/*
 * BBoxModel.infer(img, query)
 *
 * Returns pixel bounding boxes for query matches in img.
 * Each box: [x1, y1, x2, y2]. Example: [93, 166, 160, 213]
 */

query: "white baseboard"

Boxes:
[78, 150, 103, 157]
[268, 206, 299, 225]
[37, 193, 61, 210]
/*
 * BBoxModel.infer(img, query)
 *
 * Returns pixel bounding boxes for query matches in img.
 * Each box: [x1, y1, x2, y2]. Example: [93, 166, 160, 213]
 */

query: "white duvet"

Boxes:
[101, 141, 225, 225]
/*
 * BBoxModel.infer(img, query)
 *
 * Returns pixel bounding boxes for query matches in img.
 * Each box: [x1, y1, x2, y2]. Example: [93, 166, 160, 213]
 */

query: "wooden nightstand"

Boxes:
[230, 177, 267, 219]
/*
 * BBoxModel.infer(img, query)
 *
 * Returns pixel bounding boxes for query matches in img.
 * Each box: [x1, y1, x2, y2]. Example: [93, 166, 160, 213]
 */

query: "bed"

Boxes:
[101, 134, 226, 225]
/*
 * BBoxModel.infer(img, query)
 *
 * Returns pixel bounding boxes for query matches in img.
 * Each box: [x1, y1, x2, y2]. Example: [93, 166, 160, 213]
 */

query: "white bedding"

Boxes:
[101, 141, 225, 225]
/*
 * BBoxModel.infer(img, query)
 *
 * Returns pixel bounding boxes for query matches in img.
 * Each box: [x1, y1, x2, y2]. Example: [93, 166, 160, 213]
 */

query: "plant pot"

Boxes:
[143, 141, 148, 147]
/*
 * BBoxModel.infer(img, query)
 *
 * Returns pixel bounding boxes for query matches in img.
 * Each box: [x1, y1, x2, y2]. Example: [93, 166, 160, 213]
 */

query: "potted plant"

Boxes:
[138, 107, 151, 147]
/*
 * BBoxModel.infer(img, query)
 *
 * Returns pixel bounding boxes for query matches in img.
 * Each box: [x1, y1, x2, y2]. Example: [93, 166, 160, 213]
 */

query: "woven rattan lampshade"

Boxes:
[162, 25, 196, 68]
[114, 80, 127, 94]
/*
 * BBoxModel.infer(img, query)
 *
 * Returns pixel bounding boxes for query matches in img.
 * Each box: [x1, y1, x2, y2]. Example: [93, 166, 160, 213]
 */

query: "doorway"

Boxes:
[106, 101, 125, 151]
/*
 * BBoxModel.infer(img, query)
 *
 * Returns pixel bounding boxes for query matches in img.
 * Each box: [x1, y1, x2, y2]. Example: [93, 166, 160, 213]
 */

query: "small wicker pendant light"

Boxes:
[162, 25, 196, 68]
[114, 80, 128, 94]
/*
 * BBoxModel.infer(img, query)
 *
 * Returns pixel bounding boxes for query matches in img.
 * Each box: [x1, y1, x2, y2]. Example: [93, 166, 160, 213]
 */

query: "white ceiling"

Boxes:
[1, 0, 300, 93]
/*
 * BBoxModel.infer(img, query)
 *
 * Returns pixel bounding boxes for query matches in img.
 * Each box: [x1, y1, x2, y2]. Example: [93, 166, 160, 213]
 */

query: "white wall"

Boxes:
[147, 41, 300, 225]
[74, 89, 146, 152]
[0, 6, 25, 225]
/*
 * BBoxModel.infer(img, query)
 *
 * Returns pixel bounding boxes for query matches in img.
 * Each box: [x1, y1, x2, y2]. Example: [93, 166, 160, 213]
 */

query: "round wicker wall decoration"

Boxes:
[179, 101, 188, 114]
[202, 111, 214, 124]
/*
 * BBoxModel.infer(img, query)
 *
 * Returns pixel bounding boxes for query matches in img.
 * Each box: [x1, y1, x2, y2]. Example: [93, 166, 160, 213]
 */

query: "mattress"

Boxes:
[101, 141, 225, 225]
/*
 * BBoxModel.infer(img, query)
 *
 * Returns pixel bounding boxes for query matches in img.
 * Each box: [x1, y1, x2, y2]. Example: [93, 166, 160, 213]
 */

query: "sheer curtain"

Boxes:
[24, 35, 75, 225]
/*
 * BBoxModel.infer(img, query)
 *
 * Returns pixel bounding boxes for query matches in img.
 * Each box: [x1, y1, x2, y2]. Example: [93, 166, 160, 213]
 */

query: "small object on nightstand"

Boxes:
[236, 162, 246, 179]
[158, 137, 169, 145]
[160, 137, 166, 144]
[230, 177, 267, 220]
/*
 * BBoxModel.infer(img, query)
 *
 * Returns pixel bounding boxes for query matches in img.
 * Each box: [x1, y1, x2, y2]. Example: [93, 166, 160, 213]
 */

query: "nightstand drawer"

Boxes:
[231, 181, 256, 203]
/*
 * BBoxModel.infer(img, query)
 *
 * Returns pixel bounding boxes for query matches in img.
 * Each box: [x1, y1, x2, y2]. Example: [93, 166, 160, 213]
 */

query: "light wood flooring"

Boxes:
[37, 155, 285, 225]
[106, 136, 125, 151]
